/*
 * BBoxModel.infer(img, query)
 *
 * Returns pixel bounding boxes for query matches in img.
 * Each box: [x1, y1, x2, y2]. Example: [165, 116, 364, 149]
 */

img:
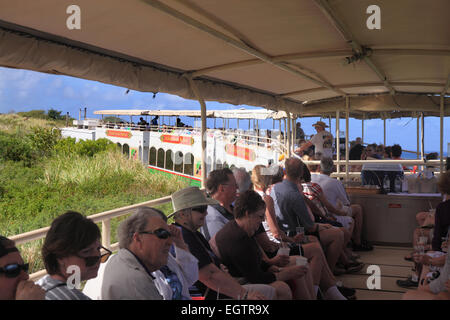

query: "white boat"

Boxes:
[61, 108, 291, 187]
[1, 0, 449, 300]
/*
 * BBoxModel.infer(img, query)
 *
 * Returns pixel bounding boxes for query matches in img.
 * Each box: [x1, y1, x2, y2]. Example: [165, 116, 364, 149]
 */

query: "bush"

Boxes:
[17, 110, 47, 119]
[54, 137, 117, 157]
[0, 132, 35, 165]
[47, 108, 64, 120]
[27, 126, 61, 157]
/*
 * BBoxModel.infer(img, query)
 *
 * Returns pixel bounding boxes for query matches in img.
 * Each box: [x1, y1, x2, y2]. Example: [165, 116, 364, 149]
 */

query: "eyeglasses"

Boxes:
[0, 263, 29, 278]
[222, 183, 238, 189]
[140, 228, 172, 240]
[191, 205, 208, 213]
[77, 246, 112, 267]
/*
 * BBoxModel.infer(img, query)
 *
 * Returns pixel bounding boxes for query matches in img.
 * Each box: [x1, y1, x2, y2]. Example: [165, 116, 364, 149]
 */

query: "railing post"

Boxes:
[102, 219, 111, 250]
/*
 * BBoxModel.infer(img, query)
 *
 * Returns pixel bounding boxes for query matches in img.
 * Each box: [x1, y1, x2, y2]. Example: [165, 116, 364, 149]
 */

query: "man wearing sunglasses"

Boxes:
[101, 207, 198, 300]
[0, 236, 45, 300]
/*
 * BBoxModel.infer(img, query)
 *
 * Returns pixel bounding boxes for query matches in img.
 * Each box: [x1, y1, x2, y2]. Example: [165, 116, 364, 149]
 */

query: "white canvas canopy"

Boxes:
[0, 0, 448, 116]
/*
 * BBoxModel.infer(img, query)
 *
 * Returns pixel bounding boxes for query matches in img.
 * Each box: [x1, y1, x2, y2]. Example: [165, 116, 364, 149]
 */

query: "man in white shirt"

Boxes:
[311, 157, 372, 251]
[295, 121, 333, 159]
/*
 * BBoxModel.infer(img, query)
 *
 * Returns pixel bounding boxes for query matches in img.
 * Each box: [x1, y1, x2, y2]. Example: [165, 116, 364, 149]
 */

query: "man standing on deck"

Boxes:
[295, 121, 333, 159]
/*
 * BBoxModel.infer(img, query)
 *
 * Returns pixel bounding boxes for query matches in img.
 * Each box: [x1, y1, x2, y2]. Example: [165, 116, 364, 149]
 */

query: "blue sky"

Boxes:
[0, 66, 448, 156]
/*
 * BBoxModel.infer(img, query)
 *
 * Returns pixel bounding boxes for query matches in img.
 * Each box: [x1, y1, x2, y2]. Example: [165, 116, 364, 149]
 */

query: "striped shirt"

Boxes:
[36, 274, 90, 300]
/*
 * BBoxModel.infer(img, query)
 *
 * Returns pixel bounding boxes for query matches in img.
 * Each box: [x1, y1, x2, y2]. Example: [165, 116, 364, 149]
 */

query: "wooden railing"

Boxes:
[10, 195, 173, 281]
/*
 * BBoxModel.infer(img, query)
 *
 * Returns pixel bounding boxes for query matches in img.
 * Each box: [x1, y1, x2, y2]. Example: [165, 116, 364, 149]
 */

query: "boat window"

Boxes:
[157, 148, 165, 168]
[123, 144, 130, 158]
[149, 147, 157, 166]
[174, 151, 183, 173]
[184, 153, 194, 176]
[165, 150, 174, 171]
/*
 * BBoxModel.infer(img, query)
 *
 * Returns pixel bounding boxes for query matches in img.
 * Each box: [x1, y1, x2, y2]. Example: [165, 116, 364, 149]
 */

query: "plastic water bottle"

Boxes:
[383, 174, 390, 193]
[394, 176, 402, 193]
[402, 177, 408, 193]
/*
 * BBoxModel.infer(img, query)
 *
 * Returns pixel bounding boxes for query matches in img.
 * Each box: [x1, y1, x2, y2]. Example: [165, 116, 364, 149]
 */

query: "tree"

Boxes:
[47, 108, 63, 120]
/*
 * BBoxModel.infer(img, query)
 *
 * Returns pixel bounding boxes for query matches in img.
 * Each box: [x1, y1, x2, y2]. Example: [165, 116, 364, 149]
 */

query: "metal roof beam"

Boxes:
[142, 0, 345, 96]
[282, 81, 446, 97]
[312, 0, 396, 95]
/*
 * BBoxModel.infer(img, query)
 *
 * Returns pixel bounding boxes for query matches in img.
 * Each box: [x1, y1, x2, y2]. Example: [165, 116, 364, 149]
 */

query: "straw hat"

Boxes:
[169, 186, 218, 217]
[312, 121, 328, 128]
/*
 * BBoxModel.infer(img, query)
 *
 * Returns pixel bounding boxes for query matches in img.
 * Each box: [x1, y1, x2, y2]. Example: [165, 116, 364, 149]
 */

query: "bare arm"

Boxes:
[263, 195, 289, 242]
[198, 263, 265, 300]
[295, 141, 312, 153]
[317, 193, 347, 216]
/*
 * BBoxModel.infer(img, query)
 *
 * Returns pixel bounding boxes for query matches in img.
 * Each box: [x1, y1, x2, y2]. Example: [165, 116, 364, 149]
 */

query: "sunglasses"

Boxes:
[191, 206, 208, 213]
[77, 246, 112, 267]
[140, 228, 172, 240]
[0, 263, 29, 278]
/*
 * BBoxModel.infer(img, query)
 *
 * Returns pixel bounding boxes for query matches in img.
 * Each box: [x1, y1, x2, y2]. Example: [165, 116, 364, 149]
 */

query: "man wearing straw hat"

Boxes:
[171, 186, 290, 300]
[295, 121, 334, 159]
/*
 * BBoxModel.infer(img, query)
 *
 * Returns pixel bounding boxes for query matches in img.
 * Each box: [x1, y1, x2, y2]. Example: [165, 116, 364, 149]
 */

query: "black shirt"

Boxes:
[174, 222, 226, 299]
[432, 199, 450, 251]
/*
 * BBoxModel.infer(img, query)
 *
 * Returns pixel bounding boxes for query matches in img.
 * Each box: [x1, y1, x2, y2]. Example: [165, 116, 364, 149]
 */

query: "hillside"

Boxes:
[0, 112, 188, 272]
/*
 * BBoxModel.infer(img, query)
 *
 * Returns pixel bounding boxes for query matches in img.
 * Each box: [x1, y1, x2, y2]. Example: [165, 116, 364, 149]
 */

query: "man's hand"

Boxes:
[269, 254, 290, 267]
[277, 265, 308, 281]
[15, 280, 45, 300]
[168, 224, 188, 250]
[318, 223, 333, 231]
[292, 233, 305, 243]
[246, 291, 267, 300]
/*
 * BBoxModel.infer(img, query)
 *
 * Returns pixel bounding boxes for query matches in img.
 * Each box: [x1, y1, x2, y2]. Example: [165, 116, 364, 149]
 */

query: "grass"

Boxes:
[0, 113, 189, 273]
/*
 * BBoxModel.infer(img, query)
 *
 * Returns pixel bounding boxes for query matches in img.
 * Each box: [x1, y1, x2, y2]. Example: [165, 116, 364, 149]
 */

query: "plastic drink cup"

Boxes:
[296, 256, 308, 266]
[277, 247, 290, 256]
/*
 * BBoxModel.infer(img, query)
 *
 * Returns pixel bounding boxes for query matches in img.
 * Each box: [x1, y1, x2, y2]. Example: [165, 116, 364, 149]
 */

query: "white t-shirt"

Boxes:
[310, 131, 333, 158]
[310, 173, 349, 208]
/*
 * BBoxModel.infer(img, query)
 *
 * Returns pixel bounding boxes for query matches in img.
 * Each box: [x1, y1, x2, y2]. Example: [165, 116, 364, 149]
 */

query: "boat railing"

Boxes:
[97, 122, 288, 153]
[10, 194, 174, 281]
[303, 159, 444, 180]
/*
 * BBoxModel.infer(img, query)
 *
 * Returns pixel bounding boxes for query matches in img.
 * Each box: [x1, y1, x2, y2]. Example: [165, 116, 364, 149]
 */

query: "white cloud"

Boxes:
[63, 86, 76, 99]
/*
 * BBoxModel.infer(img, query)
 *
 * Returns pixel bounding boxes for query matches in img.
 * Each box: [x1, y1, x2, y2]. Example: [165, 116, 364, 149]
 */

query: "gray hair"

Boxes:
[320, 157, 334, 175]
[117, 207, 166, 249]
[232, 167, 252, 193]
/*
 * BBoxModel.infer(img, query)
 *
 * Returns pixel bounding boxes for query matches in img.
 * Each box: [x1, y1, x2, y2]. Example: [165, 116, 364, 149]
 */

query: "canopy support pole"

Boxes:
[293, 117, 297, 147]
[440, 95, 444, 174]
[345, 96, 349, 182]
[187, 77, 207, 188]
[336, 110, 340, 175]
[421, 113, 425, 161]
[383, 118, 386, 146]
[287, 112, 292, 157]
[417, 115, 420, 159]
[362, 114, 365, 145]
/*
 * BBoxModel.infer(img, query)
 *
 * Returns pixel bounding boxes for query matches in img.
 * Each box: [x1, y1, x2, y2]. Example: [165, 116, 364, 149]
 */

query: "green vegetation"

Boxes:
[0, 111, 189, 273]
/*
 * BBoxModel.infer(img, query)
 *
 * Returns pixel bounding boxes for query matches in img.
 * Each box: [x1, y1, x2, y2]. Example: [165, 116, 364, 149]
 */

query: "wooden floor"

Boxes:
[335, 245, 415, 300]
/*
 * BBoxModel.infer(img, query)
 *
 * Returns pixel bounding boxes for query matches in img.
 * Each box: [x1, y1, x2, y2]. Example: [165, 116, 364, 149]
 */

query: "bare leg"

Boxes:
[269, 281, 293, 300]
[415, 211, 428, 226]
[350, 204, 363, 245]
[319, 227, 345, 270]
[302, 241, 336, 291]
[287, 256, 315, 300]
